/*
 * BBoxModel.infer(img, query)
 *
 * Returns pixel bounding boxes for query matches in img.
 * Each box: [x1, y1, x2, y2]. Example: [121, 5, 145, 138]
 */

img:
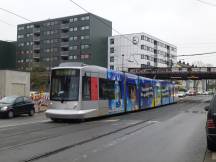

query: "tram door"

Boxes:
[82, 76, 99, 113]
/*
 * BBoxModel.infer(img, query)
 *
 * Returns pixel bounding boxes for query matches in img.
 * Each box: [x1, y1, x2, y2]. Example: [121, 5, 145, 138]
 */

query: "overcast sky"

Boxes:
[1, 0, 216, 66]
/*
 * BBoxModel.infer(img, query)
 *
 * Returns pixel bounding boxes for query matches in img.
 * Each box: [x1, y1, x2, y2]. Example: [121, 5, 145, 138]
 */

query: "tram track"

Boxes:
[23, 119, 154, 162]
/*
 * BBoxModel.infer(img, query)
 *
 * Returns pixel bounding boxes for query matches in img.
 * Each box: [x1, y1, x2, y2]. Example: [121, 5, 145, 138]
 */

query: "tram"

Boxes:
[45, 62, 177, 120]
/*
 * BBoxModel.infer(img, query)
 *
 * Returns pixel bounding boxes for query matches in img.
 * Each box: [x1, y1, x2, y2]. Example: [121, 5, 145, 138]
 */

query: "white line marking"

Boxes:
[102, 119, 120, 122]
[0, 119, 50, 129]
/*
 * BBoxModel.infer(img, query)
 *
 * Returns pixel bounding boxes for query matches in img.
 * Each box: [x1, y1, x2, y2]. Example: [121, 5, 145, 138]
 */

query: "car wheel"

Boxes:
[207, 137, 216, 151]
[29, 109, 35, 116]
[8, 111, 14, 118]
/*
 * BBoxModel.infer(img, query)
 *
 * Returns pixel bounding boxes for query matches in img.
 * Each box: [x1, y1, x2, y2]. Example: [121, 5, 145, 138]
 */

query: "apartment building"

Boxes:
[16, 13, 112, 71]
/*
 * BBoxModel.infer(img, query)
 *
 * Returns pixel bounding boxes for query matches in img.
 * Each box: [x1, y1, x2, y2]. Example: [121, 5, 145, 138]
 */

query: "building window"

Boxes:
[110, 47, 114, 53]
[81, 35, 90, 40]
[74, 17, 78, 22]
[141, 55, 145, 59]
[141, 64, 146, 68]
[141, 35, 145, 40]
[81, 16, 90, 21]
[80, 26, 89, 30]
[81, 54, 90, 59]
[81, 44, 90, 50]
[69, 46, 78, 50]
[110, 38, 114, 44]
[69, 36, 78, 41]
[61, 55, 69, 60]
[69, 27, 78, 32]
[18, 35, 24, 39]
[18, 26, 24, 30]
[110, 65, 114, 70]
[110, 56, 114, 62]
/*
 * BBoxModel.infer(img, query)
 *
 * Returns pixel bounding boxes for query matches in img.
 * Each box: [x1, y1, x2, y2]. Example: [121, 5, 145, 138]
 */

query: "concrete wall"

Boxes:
[0, 70, 30, 97]
[0, 71, 6, 97]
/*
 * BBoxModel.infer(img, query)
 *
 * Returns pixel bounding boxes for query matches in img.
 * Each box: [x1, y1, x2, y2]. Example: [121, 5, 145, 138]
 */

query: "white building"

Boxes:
[108, 33, 177, 71]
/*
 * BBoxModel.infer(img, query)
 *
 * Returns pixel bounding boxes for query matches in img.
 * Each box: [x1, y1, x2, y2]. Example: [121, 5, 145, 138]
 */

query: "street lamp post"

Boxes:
[122, 54, 124, 72]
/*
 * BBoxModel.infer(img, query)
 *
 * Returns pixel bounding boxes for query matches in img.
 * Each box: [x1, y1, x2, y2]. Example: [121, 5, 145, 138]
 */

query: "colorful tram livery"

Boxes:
[45, 63, 177, 120]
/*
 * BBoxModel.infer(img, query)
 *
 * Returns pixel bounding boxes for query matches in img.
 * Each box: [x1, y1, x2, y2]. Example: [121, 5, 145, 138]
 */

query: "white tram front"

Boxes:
[46, 62, 111, 120]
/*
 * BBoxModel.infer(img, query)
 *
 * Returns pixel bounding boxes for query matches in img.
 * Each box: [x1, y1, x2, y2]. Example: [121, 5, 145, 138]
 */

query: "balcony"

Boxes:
[154, 45, 157, 49]
[61, 42, 69, 47]
[61, 51, 69, 56]
[33, 37, 40, 41]
[33, 45, 40, 50]
[33, 54, 40, 63]
[61, 33, 69, 38]
[61, 24, 69, 29]
[33, 28, 40, 33]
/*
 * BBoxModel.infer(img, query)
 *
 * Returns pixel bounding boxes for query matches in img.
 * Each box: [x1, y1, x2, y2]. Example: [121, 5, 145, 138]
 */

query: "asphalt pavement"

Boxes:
[0, 95, 213, 162]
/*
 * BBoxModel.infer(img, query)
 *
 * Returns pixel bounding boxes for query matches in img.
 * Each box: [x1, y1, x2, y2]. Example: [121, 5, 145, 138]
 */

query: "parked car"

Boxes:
[176, 91, 186, 98]
[205, 95, 216, 150]
[0, 96, 35, 118]
[186, 90, 196, 96]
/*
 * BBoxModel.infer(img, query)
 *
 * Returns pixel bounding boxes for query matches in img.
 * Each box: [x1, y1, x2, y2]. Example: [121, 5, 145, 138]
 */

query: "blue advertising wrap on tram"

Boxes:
[107, 70, 124, 114]
[125, 74, 139, 112]
[139, 77, 154, 109]
[161, 81, 171, 105]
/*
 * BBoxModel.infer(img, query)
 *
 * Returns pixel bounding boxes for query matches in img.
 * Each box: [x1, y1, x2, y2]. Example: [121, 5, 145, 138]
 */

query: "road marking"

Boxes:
[0, 119, 50, 129]
[212, 152, 216, 160]
[102, 119, 120, 122]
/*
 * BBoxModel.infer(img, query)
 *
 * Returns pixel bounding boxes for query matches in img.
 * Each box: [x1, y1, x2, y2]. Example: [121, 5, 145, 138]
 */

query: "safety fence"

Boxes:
[31, 95, 50, 112]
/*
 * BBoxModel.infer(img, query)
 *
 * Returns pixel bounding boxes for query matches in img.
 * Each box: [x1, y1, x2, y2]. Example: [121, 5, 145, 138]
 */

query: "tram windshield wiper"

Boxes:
[58, 91, 65, 103]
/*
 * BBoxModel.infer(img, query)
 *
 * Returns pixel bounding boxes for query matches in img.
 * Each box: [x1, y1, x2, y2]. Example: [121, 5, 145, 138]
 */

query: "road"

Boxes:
[0, 96, 213, 162]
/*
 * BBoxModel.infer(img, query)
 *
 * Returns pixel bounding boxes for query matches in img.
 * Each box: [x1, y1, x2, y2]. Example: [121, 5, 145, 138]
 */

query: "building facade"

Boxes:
[108, 33, 177, 71]
[0, 41, 16, 70]
[16, 13, 112, 71]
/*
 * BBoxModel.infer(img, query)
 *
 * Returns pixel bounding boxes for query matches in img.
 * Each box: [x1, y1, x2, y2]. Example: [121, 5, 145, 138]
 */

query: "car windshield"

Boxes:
[50, 69, 80, 101]
[0, 96, 17, 104]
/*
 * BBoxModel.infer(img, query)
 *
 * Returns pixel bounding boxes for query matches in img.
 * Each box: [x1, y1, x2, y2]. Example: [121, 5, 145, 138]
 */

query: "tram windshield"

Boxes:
[50, 69, 80, 101]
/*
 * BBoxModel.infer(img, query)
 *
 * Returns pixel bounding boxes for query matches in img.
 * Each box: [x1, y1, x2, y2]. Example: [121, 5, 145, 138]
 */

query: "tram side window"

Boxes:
[99, 79, 115, 100]
[128, 84, 137, 100]
[82, 76, 91, 100]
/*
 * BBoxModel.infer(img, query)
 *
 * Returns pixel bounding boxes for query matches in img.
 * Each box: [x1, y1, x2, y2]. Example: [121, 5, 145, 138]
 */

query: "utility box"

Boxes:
[0, 70, 30, 97]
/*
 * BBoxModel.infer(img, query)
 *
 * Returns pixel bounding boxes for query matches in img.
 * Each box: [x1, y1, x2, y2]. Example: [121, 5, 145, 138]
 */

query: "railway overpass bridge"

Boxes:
[128, 67, 216, 80]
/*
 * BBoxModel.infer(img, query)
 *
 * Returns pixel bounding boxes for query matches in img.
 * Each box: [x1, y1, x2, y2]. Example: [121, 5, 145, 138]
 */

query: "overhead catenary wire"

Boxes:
[196, 0, 216, 7]
[0, 18, 16, 27]
[0, 7, 32, 22]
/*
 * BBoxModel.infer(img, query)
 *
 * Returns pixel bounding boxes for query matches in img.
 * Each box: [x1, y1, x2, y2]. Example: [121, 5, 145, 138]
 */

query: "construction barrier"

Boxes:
[31, 94, 50, 113]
